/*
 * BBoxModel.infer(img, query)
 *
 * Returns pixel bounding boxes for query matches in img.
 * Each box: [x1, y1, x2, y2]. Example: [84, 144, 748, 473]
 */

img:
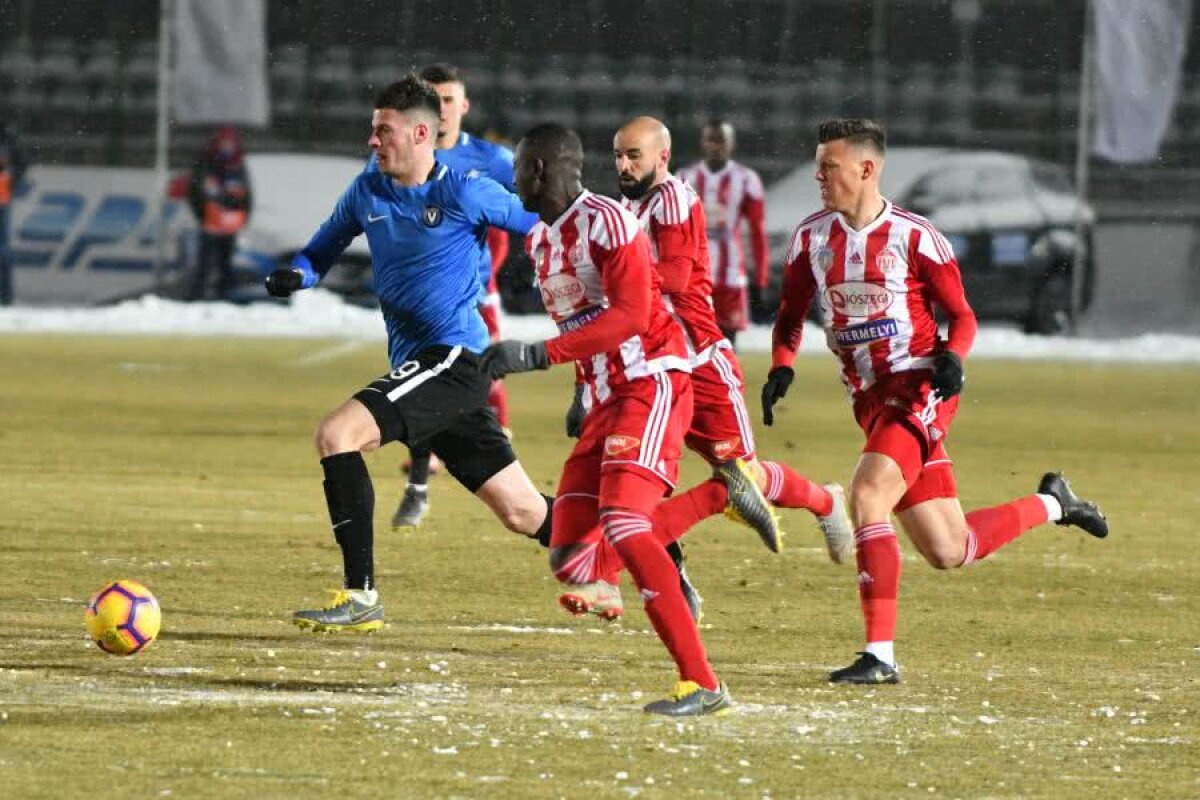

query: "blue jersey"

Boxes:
[367, 132, 515, 296]
[297, 161, 538, 367]
[436, 133, 516, 294]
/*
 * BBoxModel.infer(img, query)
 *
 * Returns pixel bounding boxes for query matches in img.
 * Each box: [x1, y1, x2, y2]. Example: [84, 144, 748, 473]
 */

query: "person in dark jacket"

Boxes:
[186, 125, 252, 301]
[0, 123, 30, 305]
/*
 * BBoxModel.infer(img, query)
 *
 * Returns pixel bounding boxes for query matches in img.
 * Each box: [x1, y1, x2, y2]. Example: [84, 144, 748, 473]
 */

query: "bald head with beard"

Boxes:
[613, 116, 672, 200]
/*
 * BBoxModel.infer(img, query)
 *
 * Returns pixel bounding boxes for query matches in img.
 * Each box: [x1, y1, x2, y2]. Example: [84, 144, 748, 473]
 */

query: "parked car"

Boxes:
[764, 147, 1096, 334]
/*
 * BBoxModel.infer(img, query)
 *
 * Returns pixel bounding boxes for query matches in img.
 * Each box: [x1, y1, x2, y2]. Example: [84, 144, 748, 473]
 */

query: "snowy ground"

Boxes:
[1, 290, 1199, 364]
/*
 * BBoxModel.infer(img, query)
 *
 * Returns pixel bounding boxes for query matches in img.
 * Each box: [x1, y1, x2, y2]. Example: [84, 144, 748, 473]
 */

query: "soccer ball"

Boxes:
[85, 579, 162, 655]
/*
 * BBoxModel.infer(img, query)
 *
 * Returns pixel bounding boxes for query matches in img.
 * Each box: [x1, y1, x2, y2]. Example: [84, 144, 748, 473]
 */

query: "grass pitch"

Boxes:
[0, 333, 1196, 799]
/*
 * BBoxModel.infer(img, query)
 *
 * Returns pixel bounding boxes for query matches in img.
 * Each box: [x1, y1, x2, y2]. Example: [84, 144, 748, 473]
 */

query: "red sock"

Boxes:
[651, 479, 726, 545]
[961, 495, 1049, 565]
[488, 380, 509, 427]
[761, 461, 832, 516]
[855, 522, 901, 643]
[602, 509, 718, 690]
[551, 496, 623, 585]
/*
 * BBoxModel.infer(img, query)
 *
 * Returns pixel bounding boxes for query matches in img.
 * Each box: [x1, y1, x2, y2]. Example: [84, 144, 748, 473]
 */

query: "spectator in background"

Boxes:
[186, 125, 252, 301]
[677, 120, 770, 346]
[0, 123, 30, 306]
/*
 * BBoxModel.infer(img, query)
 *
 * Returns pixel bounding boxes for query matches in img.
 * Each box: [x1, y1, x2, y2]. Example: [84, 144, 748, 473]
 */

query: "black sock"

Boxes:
[321, 451, 375, 591]
[408, 445, 432, 486]
[665, 540, 685, 570]
[535, 494, 555, 548]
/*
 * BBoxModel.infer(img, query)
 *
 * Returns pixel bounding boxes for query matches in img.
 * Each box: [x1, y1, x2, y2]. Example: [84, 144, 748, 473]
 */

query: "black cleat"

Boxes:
[829, 652, 901, 685]
[666, 541, 703, 623]
[1038, 472, 1108, 539]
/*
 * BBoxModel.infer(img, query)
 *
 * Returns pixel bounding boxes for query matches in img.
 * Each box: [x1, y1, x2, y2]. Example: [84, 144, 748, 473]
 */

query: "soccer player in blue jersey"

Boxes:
[265, 76, 555, 631]
[391, 63, 518, 531]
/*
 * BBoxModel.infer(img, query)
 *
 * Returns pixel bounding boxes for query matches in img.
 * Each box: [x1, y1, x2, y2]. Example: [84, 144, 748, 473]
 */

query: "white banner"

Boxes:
[1092, 0, 1191, 163]
[173, 0, 270, 126]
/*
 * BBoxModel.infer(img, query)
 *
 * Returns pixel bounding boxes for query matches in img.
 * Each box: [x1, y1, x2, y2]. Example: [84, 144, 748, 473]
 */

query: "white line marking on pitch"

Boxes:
[289, 340, 371, 367]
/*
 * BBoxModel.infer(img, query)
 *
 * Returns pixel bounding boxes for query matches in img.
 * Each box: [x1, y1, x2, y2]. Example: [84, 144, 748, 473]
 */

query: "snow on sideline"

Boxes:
[1, 290, 1199, 364]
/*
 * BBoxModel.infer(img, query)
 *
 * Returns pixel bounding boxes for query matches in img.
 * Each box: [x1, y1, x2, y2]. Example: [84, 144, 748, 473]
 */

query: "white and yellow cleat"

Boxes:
[293, 589, 384, 633]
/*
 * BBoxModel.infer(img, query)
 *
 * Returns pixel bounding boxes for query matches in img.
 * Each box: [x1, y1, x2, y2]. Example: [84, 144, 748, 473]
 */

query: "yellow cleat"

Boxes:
[716, 458, 784, 553]
[292, 589, 385, 633]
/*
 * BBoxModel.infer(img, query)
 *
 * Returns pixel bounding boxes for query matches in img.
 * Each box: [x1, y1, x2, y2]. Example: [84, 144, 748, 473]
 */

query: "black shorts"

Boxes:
[354, 345, 515, 492]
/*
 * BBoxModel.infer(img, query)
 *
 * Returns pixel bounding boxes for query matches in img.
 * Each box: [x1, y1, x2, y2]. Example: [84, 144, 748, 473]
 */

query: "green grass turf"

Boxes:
[0, 334, 1196, 799]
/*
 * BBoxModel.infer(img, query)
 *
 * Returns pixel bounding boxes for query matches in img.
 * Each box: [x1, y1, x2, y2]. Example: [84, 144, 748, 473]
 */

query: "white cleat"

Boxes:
[818, 483, 854, 564]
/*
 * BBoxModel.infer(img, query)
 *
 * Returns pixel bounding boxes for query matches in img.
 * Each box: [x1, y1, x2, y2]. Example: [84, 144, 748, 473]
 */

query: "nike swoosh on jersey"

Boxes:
[367, 213, 387, 223]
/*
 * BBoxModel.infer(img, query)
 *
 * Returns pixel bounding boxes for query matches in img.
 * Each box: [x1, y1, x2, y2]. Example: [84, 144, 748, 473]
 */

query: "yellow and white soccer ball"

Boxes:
[85, 579, 162, 655]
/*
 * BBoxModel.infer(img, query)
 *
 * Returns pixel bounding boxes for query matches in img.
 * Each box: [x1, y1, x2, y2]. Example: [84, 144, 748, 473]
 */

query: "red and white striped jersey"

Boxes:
[771, 200, 977, 397]
[527, 190, 691, 405]
[677, 159, 768, 290]
[620, 174, 726, 357]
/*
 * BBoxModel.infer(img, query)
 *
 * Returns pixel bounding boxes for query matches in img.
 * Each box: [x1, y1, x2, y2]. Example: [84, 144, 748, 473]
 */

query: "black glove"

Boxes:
[265, 268, 303, 298]
[565, 384, 586, 438]
[930, 351, 965, 399]
[761, 366, 795, 427]
[481, 340, 549, 379]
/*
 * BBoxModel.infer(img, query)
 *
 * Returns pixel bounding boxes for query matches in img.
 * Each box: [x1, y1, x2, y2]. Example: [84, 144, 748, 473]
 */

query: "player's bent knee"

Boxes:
[922, 547, 962, 570]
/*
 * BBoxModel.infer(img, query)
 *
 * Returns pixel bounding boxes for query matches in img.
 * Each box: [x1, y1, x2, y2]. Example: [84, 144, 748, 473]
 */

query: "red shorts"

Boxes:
[853, 371, 959, 512]
[685, 345, 756, 464]
[556, 372, 692, 529]
[477, 296, 502, 342]
[711, 286, 748, 332]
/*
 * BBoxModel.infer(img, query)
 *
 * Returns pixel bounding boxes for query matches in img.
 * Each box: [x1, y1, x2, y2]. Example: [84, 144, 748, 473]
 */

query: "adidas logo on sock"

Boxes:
[856, 570, 874, 586]
[639, 588, 660, 602]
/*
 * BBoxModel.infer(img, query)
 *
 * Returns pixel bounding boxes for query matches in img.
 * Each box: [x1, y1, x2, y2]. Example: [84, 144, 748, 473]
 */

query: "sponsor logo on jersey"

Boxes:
[832, 318, 899, 348]
[826, 281, 895, 317]
[712, 437, 742, 461]
[540, 273, 586, 315]
[848, 250, 863, 265]
[556, 304, 604, 333]
[422, 205, 443, 227]
[604, 434, 641, 457]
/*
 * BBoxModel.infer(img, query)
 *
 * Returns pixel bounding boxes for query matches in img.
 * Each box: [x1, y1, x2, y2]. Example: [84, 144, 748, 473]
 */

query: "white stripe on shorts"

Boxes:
[385, 346, 463, 402]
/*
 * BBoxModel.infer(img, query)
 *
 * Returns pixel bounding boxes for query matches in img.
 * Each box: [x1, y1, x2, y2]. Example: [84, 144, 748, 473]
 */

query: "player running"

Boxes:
[612, 118, 853, 598]
[765, 119, 1109, 684]
[391, 63, 516, 530]
[483, 123, 732, 716]
[267, 76, 556, 633]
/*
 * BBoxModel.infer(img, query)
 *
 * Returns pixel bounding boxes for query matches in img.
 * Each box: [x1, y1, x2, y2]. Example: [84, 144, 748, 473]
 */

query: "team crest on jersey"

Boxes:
[569, 241, 587, 264]
[813, 247, 834, 272]
[876, 250, 897, 272]
[604, 434, 641, 457]
[422, 205, 443, 227]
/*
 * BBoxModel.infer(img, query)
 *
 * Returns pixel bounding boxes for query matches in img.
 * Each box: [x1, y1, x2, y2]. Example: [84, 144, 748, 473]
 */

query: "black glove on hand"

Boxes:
[761, 366, 795, 427]
[930, 351, 965, 399]
[265, 268, 303, 298]
[481, 340, 549, 379]
[565, 384, 586, 438]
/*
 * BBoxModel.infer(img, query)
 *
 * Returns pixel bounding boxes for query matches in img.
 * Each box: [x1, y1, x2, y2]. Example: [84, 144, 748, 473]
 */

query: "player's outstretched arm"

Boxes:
[481, 340, 549, 379]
